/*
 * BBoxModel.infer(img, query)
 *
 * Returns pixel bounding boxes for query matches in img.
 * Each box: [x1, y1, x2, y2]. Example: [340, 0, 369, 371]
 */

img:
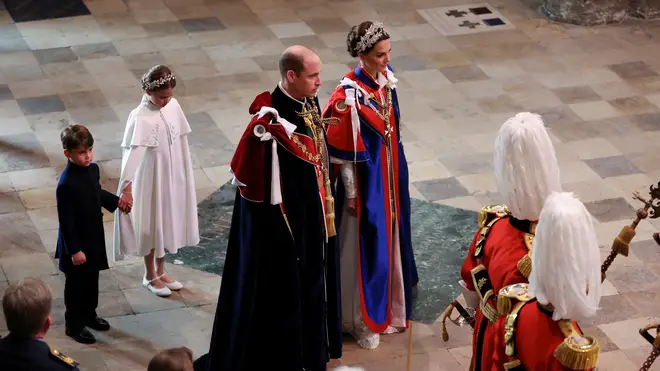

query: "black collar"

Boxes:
[509, 217, 536, 235]
[537, 301, 554, 317]
[66, 160, 90, 173]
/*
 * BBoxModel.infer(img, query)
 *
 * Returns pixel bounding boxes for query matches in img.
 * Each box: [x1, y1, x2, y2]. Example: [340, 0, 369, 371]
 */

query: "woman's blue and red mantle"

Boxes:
[166, 180, 477, 324]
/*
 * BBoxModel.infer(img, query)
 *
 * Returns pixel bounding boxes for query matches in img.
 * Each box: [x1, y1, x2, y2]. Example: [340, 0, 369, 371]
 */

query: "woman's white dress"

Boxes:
[113, 96, 200, 260]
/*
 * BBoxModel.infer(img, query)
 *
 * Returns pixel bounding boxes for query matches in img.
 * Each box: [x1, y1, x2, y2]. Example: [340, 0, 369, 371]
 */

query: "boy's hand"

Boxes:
[72, 251, 86, 265]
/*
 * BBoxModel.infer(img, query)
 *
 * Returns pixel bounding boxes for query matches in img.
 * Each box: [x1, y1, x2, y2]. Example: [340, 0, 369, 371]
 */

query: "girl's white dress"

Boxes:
[113, 95, 200, 260]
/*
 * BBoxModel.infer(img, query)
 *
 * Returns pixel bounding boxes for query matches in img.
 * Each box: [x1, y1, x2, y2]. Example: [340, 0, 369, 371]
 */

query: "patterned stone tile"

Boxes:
[413, 177, 470, 201]
[390, 54, 435, 71]
[438, 152, 493, 177]
[629, 111, 660, 131]
[185, 111, 217, 131]
[566, 138, 621, 160]
[569, 101, 622, 121]
[534, 105, 583, 126]
[551, 85, 602, 104]
[32, 47, 79, 65]
[583, 197, 638, 223]
[585, 155, 643, 178]
[179, 17, 226, 33]
[0, 132, 50, 172]
[600, 317, 660, 351]
[579, 294, 641, 328]
[623, 287, 660, 317]
[581, 326, 620, 352]
[609, 96, 658, 115]
[187, 128, 235, 168]
[439, 65, 489, 83]
[71, 41, 119, 60]
[268, 21, 315, 38]
[609, 61, 659, 80]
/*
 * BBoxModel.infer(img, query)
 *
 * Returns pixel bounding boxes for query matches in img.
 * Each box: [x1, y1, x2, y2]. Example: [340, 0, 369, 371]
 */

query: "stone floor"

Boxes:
[1, 0, 660, 369]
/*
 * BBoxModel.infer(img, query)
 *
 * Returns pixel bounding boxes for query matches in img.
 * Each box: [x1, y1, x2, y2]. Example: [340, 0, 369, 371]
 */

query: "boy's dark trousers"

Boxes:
[64, 267, 100, 332]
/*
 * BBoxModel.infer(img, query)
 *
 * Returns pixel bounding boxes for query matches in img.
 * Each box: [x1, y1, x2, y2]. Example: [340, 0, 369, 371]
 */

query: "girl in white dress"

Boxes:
[113, 65, 200, 297]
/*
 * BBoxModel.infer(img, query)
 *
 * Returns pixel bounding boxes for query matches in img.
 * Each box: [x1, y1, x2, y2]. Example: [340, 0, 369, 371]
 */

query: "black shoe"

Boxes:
[65, 327, 96, 344]
[86, 317, 110, 332]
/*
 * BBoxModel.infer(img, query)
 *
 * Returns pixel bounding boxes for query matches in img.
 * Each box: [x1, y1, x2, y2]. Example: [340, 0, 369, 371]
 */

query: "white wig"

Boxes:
[493, 112, 562, 221]
[333, 368, 366, 371]
[529, 192, 601, 321]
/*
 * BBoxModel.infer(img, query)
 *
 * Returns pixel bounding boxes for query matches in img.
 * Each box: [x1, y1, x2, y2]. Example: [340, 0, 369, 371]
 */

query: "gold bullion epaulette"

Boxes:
[554, 321, 600, 370]
[478, 204, 511, 229]
[517, 233, 534, 278]
[497, 283, 535, 316]
[475, 204, 511, 258]
[50, 348, 80, 368]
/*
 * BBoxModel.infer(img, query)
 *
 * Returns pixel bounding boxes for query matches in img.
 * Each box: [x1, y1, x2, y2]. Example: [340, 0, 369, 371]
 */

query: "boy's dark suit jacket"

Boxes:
[55, 161, 119, 274]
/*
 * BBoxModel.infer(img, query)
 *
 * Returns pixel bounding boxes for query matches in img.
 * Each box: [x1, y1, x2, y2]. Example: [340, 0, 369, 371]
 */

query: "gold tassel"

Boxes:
[440, 303, 454, 341]
[553, 340, 600, 370]
[612, 225, 634, 256]
[325, 177, 336, 237]
[554, 320, 600, 370]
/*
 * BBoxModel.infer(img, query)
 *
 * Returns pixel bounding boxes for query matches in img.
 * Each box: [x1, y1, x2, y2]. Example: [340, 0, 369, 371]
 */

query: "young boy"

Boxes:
[55, 124, 131, 344]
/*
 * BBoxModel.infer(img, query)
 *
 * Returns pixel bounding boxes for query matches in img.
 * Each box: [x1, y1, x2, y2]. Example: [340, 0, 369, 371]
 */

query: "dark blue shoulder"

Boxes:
[48, 347, 80, 369]
[57, 167, 70, 185]
[90, 163, 100, 176]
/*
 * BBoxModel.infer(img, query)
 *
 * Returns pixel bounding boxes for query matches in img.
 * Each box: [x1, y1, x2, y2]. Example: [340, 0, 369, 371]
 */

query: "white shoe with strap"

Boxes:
[143, 275, 172, 297]
[159, 272, 183, 291]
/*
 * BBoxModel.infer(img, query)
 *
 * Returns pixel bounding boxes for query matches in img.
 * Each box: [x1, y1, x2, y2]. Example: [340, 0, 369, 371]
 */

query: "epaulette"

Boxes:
[50, 348, 80, 368]
[504, 297, 530, 357]
[475, 204, 510, 257]
[497, 283, 535, 316]
[553, 321, 600, 370]
[477, 204, 510, 229]
[517, 233, 534, 278]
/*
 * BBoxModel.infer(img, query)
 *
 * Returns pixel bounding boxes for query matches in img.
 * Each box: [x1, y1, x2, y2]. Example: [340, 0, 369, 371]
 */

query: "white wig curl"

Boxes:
[493, 112, 562, 221]
[529, 192, 601, 321]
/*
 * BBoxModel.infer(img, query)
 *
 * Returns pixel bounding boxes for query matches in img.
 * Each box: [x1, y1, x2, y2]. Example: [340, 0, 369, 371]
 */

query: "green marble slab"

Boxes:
[167, 182, 477, 324]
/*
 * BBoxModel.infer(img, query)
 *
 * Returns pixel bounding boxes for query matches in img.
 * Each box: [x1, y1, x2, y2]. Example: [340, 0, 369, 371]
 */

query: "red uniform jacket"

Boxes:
[491, 299, 599, 371]
[460, 214, 535, 371]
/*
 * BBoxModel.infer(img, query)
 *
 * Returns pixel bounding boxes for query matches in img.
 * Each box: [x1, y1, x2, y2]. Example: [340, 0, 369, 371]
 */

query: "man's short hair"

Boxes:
[278, 51, 305, 79]
[148, 347, 194, 371]
[60, 124, 94, 151]
[2, 278, 52, 338]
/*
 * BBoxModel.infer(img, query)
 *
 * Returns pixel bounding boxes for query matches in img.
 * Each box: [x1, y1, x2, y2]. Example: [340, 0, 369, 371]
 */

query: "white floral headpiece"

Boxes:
[355, 22, 388, 53]
[143, 74, 175, 90]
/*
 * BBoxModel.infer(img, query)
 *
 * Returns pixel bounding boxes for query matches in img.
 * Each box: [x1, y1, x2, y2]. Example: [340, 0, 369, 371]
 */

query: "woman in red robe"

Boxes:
[322, 21, 418, 349]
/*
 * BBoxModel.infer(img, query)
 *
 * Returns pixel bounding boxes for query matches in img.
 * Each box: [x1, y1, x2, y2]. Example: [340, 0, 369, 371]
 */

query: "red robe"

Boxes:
[460, 216, 535, 371]
[491, 301, 596, 371]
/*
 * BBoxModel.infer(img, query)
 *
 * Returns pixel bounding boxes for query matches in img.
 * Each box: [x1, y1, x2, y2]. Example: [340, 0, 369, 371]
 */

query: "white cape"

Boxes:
[113, 96, 200, 261]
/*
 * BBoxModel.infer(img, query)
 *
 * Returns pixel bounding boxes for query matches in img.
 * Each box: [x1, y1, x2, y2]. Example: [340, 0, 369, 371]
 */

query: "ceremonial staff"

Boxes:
[638, 324, 660, 370]
[601, 182, 660, 282]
